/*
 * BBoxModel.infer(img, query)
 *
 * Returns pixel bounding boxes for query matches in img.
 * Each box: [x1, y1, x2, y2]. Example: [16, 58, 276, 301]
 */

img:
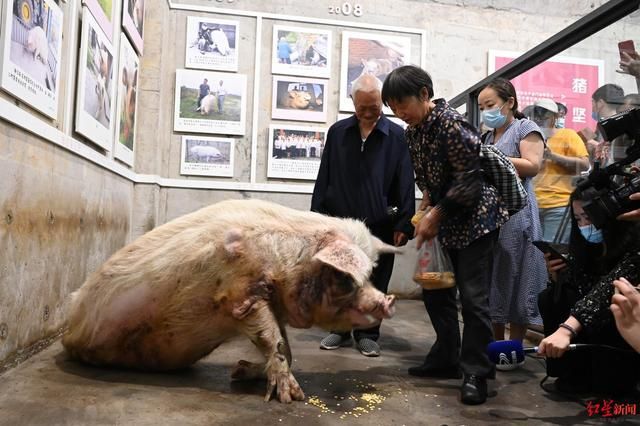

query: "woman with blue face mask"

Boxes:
[537, 189, 640, 395]
[477, 78, 547, 362]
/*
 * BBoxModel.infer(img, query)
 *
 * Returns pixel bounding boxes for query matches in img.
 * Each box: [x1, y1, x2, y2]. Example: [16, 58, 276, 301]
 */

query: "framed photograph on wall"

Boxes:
[75, 8, 116, 151]
[185, 16, 238, 72]
[267, 124, 326, 180]
[272, 76, 327, 123]
[271, 25, 330, 78]
[83, 0, 117, 43]
[339, 31, 411, 113]
[180, 135, 234, 177]
[114, 33, 139, 166]
[174, 69, 247, 135]
[0, 0, 63, 119]
[122, 0, 145, 55]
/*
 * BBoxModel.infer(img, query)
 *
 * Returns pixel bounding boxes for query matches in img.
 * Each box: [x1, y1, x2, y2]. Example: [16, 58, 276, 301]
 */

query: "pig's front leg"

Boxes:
[237, 300, 304, 403]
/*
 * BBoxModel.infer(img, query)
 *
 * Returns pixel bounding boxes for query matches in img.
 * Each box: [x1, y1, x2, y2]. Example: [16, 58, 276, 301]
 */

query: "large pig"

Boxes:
[25, 26, 48, 65]
[199, 93, 217, 115]
[62, 199, 398, 403]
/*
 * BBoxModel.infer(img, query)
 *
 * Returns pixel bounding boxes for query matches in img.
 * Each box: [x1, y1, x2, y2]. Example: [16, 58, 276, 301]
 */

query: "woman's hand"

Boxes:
[617, 51, 640, 78]
[538, 327, 573, 358]
[611, 277, 640, 353]
[544, 253, 567, 282]
[414, 207, 442, 249]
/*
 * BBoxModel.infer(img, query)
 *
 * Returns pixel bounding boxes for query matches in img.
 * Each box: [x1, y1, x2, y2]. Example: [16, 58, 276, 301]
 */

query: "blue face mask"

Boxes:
[591, 111, 600, 122]
[482, 104, 507, 129]
[555, 117, 565, 129]
[579, 224, 604, 243]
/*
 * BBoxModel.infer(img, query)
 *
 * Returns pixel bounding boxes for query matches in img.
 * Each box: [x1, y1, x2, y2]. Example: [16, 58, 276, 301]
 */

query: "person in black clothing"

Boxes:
[382, 65, 509, 405]
[195, 78, 210, 111]
[311, 73, 415, 358]
[538, 188, 640, 395]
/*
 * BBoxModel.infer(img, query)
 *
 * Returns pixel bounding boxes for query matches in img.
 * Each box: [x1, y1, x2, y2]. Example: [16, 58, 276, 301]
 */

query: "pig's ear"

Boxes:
[313, 239, 372, 287]
[372, 236, 403, 254]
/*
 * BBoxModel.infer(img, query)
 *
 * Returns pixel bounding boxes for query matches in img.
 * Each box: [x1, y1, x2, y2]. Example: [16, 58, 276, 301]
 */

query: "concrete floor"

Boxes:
[0, 300, 636, 425]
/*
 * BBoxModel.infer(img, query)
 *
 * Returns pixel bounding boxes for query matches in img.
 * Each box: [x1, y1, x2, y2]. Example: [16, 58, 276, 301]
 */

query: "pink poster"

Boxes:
[489, 51, 604, 131]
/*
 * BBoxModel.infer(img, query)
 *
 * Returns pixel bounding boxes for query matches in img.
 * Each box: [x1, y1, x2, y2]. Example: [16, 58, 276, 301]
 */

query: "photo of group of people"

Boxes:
[267, 125, 326, 180]
[0, 0, 63, 118]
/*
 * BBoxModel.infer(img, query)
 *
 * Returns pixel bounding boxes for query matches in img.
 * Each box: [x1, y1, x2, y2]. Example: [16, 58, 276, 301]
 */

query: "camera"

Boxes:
[576, 107, 640, 228]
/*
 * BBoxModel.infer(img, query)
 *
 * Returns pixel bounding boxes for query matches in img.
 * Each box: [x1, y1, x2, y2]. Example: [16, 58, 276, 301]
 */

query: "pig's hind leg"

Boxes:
[236, 300, 303, 403]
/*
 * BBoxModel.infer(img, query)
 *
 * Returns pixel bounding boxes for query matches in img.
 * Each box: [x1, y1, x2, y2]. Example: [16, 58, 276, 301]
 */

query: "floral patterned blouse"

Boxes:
[405, 98, 509, 249]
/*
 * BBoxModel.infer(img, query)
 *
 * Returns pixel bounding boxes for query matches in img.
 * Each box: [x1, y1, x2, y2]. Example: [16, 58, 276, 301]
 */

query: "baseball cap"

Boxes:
[533, 98, 559, 114]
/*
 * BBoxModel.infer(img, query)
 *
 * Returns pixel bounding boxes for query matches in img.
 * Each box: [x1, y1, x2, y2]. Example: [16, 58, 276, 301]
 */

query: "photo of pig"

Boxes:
[271, 25, 330, 78]
[339, 31, 411, 113]
[114, 34, 139, 166]
[185, 17, 238, 71]
[62, 199, 399, 403]
[83, 25, 113, 127]
[1, 0, 63, 118]
[272, 76, 327, 123]
[174, 69, 247, 135]
[74, 8, 116, 150]
[180, 136, 234, 177]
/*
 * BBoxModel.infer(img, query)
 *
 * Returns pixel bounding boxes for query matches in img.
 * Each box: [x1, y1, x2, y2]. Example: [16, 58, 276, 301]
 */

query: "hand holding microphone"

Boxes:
[487, 339, 583, 366]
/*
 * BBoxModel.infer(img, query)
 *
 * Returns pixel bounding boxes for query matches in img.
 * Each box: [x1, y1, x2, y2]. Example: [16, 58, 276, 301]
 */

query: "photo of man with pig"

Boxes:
[0, 0, 62, 118]
[180, 136, 234, 177]
[185, 16, 238, 72]
[267, 124, 325, 180]
[271, 25, 330, 78]
[174, 68, 247, 135]
[272, 76, 327, 122]
[339, 31, 411, 113]
[114, 34, 139, 166]
[74, 8, 116, 151]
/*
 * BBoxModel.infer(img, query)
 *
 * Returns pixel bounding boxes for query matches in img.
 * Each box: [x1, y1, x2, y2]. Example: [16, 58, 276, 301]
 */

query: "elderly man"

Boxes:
[311, 74, 415, 357]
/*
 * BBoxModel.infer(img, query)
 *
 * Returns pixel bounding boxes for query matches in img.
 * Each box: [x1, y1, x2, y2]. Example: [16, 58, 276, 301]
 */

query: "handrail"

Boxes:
[449, 0, 640, 125]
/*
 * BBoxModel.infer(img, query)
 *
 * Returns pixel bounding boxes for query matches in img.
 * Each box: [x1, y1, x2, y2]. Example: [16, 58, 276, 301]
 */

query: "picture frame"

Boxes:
[83, 0, 117, 43]
[271, 75, 327, 123]
[174, 69, 247, 135]
[180, 135, 234, 177]
[122, 0, 144, 55]
[113, 33, 139, 166]
[271, 25, 330, 78]
[267, 124, 326, 181]
[0, 0, 63, 119]
[185, 16, 238, 72]
[75, 7, 116, 151]
[339, 31, 411, 113]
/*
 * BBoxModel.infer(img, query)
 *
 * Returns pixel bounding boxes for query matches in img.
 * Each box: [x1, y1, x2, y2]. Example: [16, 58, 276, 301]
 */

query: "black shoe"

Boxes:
[408, 362, 462, 379]
[461, 374, 488, 405]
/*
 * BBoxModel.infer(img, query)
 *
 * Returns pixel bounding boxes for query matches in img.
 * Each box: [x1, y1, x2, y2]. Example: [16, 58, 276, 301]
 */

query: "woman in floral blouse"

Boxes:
[538, 189, 640, 394]
[381, 65, 509, 405]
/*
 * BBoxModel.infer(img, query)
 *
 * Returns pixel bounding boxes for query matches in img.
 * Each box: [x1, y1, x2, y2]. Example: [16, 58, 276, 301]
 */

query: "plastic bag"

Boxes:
[411, 210, 455, 290]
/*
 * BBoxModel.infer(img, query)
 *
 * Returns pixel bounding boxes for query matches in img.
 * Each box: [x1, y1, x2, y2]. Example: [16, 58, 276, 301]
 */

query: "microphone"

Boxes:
[487, 339, 583, 365]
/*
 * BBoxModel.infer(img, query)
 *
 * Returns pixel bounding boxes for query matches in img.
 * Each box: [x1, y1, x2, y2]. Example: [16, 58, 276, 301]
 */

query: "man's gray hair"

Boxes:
[351, 74, 383, 96]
